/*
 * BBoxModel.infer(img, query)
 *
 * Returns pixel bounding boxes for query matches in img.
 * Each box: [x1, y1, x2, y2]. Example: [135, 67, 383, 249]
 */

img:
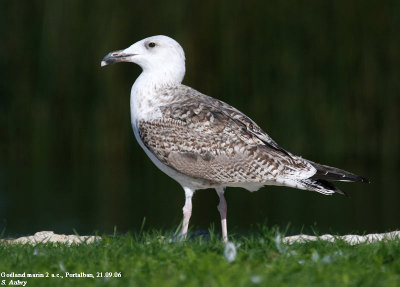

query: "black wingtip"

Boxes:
[309, 161, 370, 184]
[359, 176, 370, 184]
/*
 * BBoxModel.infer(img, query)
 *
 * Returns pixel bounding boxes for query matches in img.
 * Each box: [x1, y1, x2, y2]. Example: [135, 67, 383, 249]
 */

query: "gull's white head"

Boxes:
[101, 35, 186, 84]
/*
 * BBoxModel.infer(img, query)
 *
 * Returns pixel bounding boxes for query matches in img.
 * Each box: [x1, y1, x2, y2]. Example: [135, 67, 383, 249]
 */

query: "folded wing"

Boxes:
[138, 86, 316, 188]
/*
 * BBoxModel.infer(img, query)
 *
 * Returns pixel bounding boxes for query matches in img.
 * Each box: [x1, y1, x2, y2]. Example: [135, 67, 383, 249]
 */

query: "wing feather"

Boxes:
[137, 85, 316, 185]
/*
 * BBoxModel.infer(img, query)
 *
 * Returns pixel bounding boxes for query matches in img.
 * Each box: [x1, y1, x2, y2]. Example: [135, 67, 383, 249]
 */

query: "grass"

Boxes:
[0, 227, 400, 287]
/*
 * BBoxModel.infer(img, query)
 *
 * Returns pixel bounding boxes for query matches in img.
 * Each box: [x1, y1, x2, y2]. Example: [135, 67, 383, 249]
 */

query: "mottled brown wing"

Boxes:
[194, 91, 292, 157]
[138, 91, 315, 185]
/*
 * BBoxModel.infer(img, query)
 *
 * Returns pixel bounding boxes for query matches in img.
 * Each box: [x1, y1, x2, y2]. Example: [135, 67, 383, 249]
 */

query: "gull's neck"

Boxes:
[130, 68, 184, 124]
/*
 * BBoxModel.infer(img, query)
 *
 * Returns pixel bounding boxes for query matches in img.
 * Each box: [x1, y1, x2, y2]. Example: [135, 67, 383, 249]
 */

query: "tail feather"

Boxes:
[299, 178, 347, 196]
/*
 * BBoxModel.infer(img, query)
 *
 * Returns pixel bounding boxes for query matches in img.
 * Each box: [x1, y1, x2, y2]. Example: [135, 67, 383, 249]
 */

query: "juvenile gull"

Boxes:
[101, 35, 369, 242]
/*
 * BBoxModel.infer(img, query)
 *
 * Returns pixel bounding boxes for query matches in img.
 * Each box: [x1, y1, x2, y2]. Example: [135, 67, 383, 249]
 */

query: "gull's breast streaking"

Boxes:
[101, 35, 369, 242]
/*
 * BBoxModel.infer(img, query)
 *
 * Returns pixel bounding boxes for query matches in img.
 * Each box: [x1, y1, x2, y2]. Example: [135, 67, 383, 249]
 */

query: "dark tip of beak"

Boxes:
[100, 50, 135, 67]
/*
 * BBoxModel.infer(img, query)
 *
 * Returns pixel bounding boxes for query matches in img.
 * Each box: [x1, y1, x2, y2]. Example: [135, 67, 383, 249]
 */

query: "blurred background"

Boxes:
[0, 0, 399, 237]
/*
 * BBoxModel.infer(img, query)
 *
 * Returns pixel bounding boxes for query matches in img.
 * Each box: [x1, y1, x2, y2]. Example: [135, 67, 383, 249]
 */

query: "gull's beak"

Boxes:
[101, 49, 136, 67]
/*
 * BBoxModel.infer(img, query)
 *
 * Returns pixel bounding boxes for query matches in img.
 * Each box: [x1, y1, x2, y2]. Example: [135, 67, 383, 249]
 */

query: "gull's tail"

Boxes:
[297, 161, 369, 196]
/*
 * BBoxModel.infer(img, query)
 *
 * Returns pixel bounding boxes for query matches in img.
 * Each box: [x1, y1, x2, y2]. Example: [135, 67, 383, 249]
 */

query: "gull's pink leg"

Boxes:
[181, 187, 194, 239]
[216, 187, 228, 242]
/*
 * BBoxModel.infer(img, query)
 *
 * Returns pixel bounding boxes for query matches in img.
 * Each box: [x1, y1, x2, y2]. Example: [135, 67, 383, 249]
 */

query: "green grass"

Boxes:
[1, 228, 400, 287]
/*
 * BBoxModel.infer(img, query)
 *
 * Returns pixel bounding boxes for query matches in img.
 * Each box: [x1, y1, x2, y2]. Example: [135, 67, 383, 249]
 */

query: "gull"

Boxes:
[101, 35, 368, 242]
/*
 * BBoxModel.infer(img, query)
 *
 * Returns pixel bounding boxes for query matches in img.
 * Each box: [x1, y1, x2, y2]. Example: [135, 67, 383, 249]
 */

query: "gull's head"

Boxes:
[101, 35, 186, 83]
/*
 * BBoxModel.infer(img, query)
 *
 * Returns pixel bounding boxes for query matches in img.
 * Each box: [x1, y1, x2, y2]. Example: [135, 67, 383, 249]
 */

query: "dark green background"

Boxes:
[1, 1, 399, 236]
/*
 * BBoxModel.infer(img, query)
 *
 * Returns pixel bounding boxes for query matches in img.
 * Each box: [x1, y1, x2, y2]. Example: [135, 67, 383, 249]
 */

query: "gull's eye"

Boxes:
[148, 42, 156, 48]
